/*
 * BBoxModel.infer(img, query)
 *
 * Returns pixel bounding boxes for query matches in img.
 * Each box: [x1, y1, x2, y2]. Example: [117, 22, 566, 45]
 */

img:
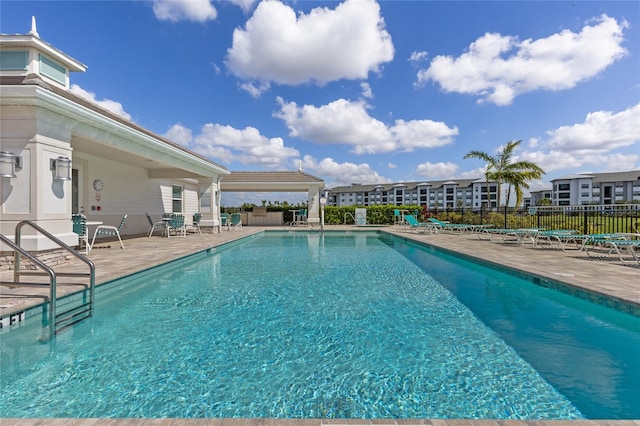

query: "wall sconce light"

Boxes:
[0, 151, 22, 178]
[50, 156, 72, 181]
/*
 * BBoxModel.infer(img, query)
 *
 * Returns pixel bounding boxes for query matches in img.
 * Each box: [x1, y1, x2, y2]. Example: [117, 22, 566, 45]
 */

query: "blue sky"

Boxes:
[2, 0, 639, 205]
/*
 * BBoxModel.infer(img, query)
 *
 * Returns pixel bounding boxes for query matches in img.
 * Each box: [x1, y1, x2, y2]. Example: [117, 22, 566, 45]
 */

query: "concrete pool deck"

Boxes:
[1, 225, 639, 425]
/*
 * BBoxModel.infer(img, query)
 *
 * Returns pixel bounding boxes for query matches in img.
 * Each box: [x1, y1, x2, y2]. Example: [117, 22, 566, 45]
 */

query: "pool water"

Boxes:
[0, 232, 638, 419]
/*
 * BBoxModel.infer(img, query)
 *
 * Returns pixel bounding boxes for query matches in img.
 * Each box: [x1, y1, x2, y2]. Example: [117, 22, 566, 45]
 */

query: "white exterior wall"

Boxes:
[76, 152, 216, 236]
[0, 104, 76, 251]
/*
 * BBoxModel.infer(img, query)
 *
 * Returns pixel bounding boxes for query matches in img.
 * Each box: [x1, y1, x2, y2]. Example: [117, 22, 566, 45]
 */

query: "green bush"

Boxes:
[324, 205, 420, 225]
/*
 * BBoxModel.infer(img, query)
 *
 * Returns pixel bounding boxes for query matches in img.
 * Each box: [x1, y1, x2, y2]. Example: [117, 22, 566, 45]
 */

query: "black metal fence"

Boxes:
[432, 204, 640, 234]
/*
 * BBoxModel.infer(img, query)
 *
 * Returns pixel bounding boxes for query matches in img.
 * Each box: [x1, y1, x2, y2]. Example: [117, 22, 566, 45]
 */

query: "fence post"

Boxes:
[583, 210, 589, 235]
[503, 206, 508, 229]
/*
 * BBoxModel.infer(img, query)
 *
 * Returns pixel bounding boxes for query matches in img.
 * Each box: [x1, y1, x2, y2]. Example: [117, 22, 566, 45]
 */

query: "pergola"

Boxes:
[219, 171, 326, 225]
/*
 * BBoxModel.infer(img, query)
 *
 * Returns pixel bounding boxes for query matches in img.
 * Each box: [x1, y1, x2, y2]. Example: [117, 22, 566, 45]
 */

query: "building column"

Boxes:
[307, 185, 320, 225]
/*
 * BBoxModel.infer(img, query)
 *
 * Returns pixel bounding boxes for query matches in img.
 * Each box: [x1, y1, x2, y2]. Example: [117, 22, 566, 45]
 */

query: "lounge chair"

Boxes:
[533, 229, 579, 249]
[71, 213, 90, 254]
[595, 239, 640, 264]
[477, 228, 541, 245]
[583, 234, 640, 263]
[404, 215, 438, 234]
[91, 214, 127, 250]
[427, 218, 474, 233]
[167, 213, 186, 238]
[230, 213, 242, 230]
[146, 213, 165, 237]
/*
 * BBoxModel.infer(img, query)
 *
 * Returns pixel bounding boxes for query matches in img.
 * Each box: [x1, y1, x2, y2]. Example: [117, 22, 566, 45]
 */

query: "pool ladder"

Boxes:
[0, 220, 95, 342]
[343, 212, 366, 226]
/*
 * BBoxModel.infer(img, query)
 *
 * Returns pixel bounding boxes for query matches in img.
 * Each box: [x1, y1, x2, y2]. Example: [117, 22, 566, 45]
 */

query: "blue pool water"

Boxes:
[1, 231, 639, 419]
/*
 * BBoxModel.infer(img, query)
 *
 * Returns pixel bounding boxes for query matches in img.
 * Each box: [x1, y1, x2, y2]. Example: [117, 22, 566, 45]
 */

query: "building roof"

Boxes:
[0, 31, 87, 72]
[328, 178, 481, 194]
[592, 170, 640, 183]
[1, 74, 229, 178]
[552, 170, 640, 183]
[221, 171, 325, 192]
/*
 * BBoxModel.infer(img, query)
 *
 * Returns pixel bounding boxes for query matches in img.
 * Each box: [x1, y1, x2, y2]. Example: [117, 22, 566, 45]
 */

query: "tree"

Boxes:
[464, 140, 545, 208]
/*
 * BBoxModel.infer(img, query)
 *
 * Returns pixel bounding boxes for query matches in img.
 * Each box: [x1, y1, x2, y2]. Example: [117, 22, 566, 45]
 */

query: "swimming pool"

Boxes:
[0, 231, 638, 419]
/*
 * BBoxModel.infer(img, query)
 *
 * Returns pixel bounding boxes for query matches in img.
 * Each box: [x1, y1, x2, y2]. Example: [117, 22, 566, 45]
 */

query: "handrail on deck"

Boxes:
[6, 220, 96, 341]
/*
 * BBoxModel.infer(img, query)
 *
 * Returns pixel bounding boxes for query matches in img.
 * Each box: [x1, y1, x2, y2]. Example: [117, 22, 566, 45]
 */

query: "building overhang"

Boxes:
[1, 84, 229, 184]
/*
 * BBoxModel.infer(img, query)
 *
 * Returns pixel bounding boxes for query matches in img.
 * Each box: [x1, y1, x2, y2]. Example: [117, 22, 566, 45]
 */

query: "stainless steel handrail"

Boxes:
[9, 220, 95, 340]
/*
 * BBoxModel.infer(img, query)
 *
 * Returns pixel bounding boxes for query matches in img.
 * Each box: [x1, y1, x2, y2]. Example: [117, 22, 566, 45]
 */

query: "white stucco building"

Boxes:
[1, 19, 230, 252]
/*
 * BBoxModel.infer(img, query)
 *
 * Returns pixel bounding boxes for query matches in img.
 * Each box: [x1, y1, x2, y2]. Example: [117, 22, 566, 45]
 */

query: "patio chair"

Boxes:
[298, 208, 307, 226]
[71, 213, 90, 254]
[146, 213, 165, 237]
[167, 213, 186, 238]
[220, 213, 230, 231]
[230, 213, 242, 230]
[189, 213, 203, 235]
[91, 214, 127, 250]
[393, 209, 402, 225]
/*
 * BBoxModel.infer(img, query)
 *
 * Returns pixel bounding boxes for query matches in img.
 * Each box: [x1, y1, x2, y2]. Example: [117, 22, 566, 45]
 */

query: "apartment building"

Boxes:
[551, 170, 640, 206]
[326, 179, 514, 209]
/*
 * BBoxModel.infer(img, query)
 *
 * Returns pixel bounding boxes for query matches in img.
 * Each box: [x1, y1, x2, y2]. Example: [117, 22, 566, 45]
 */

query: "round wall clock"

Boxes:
[93, 179, 104, 192]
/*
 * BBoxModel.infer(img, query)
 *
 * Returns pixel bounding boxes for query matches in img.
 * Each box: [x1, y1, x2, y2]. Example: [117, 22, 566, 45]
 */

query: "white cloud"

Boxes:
[225, 0, 394, 94]
[240, 81, 271, 98]
[546, 103, 640, 154]
[513, 103, 640, 173]
[360, 82, 373, 99]
[300, 155, 390, 188]
[192, 123, 300, 168]
[409, 50, 428, 63]
[416, 161, 459, 178]
[152, 0, 217, 22]
[227, 0, 256, 13]
[274, 97, 458, 154]
[70, 84, 132, 120]
[164, 123, 193, 147]
[417, 14, 628, 105]
[387, 162, 397, 169]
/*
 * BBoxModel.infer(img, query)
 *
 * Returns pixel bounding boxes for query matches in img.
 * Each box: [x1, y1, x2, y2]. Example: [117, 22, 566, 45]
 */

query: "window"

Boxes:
[39, 54, 66, 85]
[200, 191, 211, 211]
[0, 50, 28, 70]
[172, 185, 183, 213]
[558, 183, 570, 191]
[558, 193, 570, 199]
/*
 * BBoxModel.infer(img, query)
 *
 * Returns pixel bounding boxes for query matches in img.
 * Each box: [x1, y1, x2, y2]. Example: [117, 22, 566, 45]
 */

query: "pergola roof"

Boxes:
[221, 171, 325, 192]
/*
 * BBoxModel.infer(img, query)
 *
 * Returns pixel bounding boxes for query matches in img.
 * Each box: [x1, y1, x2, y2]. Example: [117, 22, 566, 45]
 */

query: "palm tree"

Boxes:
[464, 140, 545, 208]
